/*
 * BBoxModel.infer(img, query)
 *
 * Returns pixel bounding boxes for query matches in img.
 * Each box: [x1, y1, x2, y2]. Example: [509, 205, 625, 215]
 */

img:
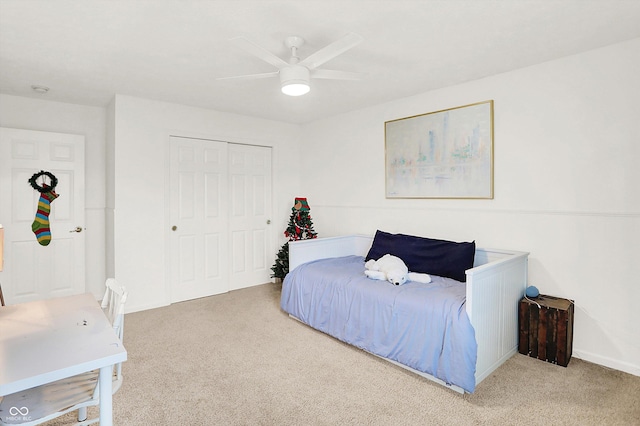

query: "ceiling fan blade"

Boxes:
[299, 32, 363, 70]
[230, 37, 289, 69]
[311, 69, 366, 81]
[216, 71, 279, 81]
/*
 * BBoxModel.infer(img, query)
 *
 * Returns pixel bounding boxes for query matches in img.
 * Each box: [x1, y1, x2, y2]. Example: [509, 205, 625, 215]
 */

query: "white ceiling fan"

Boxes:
[218, 32, 365, 96]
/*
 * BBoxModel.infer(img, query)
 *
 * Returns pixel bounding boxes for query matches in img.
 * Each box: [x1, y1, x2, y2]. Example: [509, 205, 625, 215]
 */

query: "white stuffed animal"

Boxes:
[364, 254, 432, 285]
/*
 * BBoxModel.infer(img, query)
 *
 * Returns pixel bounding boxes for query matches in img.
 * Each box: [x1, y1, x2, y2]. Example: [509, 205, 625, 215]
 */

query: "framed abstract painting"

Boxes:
[385, 100, 494, 199]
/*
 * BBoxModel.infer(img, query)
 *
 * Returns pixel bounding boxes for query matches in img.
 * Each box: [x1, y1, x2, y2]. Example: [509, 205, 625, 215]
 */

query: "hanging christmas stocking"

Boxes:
[32, 185, 59, 246]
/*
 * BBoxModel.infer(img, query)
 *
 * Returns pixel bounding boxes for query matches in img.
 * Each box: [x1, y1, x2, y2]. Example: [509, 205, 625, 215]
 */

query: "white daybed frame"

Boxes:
[288, 234, 529, 394]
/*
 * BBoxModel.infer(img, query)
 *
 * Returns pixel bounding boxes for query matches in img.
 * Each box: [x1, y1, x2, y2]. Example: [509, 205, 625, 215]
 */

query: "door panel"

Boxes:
[170, 137, 229, 303]
[252, 229, 266, 270]
[0, 127, 85, 305]
[231, 230, 246, 273]
[228, 144, 272, 290]
[204, 233, 220, 278]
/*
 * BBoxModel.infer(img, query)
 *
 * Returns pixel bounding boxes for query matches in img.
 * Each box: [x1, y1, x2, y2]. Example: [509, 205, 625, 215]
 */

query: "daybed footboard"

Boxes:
[287, 235, 529, 391]
[466, 249, 529, 384]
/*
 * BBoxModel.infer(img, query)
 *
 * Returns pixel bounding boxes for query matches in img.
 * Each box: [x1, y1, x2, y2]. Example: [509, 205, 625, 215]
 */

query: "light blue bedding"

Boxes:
[280, 255, 478, 393]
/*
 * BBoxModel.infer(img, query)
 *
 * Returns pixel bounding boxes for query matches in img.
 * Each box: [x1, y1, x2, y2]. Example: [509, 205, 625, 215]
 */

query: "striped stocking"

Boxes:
[32, 185, 59, 246]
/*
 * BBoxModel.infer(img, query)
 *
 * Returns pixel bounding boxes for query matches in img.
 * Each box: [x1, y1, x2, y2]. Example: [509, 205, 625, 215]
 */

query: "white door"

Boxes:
[0, 127, 85, 305]
[228, 143, 272, 290]
[169, 136, 229, 303]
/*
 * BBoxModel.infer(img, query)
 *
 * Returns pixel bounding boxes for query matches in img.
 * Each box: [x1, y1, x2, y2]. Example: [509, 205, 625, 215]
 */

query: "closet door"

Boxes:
[228, 144, 273, 290]
[169, 137, 229, 302]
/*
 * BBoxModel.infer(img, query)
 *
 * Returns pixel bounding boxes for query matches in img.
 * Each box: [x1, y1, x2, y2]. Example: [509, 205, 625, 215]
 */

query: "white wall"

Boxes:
[0, 94, 107, 299]
[299, 38, 640, 376]
[110, 95, 301, 313]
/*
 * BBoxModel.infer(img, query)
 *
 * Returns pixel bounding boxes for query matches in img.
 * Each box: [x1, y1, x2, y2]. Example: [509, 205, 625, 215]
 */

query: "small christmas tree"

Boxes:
[271, 197, 318, 280]
[271, 242, 289, 281]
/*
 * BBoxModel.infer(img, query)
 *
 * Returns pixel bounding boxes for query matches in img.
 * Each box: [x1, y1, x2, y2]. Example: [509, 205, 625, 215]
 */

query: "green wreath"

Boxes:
[28, 170, 58, 193]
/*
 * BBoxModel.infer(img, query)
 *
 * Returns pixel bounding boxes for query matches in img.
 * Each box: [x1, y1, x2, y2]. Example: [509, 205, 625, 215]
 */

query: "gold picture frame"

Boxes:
[385, 100, 494, 199]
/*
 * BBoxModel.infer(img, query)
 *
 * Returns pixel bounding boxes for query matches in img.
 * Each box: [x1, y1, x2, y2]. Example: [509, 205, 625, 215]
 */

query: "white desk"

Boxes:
[0, 293, 127, 425]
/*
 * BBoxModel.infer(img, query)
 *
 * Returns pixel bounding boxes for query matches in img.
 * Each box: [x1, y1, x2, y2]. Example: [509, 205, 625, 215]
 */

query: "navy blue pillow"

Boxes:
[365, 230, 475, 282]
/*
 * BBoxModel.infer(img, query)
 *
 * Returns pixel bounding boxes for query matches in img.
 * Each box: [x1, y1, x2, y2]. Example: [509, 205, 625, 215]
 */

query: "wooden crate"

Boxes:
[518, 294, 574, 367]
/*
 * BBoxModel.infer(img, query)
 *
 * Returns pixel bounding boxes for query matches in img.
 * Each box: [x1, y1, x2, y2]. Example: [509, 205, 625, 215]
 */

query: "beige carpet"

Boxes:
[46, 283, 639, 425]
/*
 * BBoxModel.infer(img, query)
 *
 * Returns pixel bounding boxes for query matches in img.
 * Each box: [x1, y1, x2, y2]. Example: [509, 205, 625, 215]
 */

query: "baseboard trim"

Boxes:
[126, 300, 169, 314]
[572, 350, 640, 377]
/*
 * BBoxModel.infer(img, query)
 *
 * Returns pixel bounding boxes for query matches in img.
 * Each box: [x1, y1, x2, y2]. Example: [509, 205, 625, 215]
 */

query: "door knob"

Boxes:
[266, 220, 271, 225]
[172, 226, 177, 231]
[70, 226, 83, 233]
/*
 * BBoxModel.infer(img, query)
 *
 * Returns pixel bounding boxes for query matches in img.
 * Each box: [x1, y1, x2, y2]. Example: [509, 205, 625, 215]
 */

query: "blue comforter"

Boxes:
[280, 255, 478, 393]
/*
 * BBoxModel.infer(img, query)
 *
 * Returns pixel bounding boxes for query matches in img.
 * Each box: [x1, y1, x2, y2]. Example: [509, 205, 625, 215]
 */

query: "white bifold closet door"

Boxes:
[169, 136, 272, 304]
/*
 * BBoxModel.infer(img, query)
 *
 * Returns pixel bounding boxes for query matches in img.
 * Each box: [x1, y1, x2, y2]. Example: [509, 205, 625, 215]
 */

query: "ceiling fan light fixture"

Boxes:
[281, 83, 310, 96]
[222, 33, 363, 95]
[280, 66, 310, 96]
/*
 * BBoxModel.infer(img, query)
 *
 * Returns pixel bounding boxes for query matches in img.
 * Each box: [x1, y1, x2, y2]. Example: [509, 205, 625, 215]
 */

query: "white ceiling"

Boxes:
[2, 0, 640, 124]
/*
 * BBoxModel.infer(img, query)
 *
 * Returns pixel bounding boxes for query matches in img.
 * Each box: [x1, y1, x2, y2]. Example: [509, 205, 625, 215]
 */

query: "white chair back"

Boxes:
[101, 278, 128, 340]
[100, 278, 127, 389]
